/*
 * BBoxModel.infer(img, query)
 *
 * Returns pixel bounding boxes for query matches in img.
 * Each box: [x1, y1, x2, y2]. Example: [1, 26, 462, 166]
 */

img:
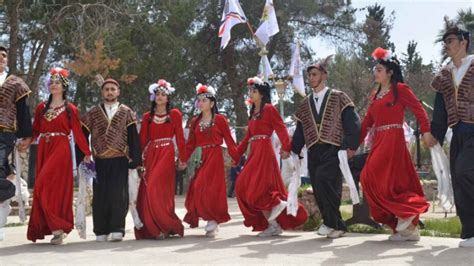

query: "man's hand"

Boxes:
[347, 149, 356, 159]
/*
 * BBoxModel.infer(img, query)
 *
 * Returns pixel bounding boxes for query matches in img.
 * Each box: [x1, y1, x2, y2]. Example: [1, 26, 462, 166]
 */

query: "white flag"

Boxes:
[218, 0, 247, 49]
[254, 0, 279, 46]
[289, 42, 306, 97]
[259, 55, 274, 81]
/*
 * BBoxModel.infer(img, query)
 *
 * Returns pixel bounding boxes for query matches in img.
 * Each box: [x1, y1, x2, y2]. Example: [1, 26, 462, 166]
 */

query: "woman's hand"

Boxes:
[280, 150, 290, 160]
[178, 161, 187, 170]
[83, 155, 92, 163]
[422, 132, 438, 148]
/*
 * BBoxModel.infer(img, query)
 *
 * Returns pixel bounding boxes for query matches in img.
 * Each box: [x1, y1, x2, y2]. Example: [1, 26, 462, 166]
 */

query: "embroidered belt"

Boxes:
[200, 144, 218, 149]
[40, 132, 68, 143]
[0, 127, 14, 133]
[152, 137, 173, 147]
[249, 134, 270, 142]
[374, 123, 403, 132]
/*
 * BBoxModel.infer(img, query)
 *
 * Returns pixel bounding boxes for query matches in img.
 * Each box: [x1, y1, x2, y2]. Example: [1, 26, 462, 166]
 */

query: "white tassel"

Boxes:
[286, 153, 301, 217]
[430, 143, 454, 211]
[128, 169, 143, 229]
[337, 150, 360, 205]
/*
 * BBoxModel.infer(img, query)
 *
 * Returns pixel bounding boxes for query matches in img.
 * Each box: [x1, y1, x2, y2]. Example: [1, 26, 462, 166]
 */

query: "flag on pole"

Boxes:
[259, 54, 274, 81]
[289, 42, 306, 97]
[218, 0, 247, 50]
[254, 0, 279, 47]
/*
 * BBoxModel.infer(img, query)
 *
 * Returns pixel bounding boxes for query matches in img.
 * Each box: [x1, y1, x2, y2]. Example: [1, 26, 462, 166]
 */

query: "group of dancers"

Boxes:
[0, 25, 473, 248]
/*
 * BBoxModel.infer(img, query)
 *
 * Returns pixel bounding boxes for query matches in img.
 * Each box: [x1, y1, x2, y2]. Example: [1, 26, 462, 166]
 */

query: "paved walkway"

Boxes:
[1, 196, 472, 265]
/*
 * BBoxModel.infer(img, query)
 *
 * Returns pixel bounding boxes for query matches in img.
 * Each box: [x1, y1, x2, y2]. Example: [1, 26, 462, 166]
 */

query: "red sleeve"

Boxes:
[184, 117, 198, 162]
[267, 104, 291, 152]
[70, 104, 91, 156]
[398, 83, 431, 133]
[32, 103, 45, 142]
[171, 109, 187, 163]
[237, 128, 251, 158]
[139, 112, 150, 151]
[359, 105, 374, 144]
[216, 115, 239, 163]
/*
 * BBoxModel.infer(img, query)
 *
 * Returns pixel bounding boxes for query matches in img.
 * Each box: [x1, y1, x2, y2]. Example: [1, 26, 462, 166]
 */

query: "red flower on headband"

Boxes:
[371, 47, 391, 61]
[158, 79, 168, 88]
[247, 79, 255, 85]
[197, 85, 208, 94]
[50, 67, 69, 78]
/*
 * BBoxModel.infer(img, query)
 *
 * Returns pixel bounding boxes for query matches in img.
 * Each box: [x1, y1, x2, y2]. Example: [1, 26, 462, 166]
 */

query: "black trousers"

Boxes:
[93, 157, 129, 236]
[0, 133, 16, 202]
[0, 132, 15, 180]
[307, 143, 347, 231]
[450, 131, 474, 239]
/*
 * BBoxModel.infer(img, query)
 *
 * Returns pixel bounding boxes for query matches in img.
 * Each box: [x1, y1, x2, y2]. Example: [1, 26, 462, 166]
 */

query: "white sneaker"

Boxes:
[459, 237, 474, 248]
[110, 232, 123, 242]
[389, 227, 420, 241]
[271, 223, 282, 236]
[257, 223, 282, 237]
[0, 200, 11, 228]
[317, 224, 334, 236]
[327, 230, 345, 239]
[50, 230, 65, 245]
[156, 232, 165, 240]
[96, 235, 108, 242]
[205, 226, 219, 237]
[395, 215, 416, 232]
[268, 200, 287, 221]
[205, 220, 218, 232]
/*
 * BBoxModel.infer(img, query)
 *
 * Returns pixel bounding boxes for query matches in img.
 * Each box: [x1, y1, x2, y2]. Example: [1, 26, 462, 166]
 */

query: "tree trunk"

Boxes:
[222, 45, 247, 141]
[29, 29, 53, 105]
[6, 0, 21, 75]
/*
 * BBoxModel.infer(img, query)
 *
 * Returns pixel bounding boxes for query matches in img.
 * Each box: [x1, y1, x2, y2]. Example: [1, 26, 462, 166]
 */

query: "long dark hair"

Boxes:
[42, 84, 72, 123]
[373, 59, 404, 107]
[249, 82, 272, 120]
[147, 94, 172, 124]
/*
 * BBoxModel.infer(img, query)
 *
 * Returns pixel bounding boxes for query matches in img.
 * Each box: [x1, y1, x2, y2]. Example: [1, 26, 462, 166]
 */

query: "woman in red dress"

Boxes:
[135, 79, 185, 240]
[27, 68, 91, 244]
[184, 83, 239, 237]
[235, 77, 308, 237]
[360, 48, 434, 241]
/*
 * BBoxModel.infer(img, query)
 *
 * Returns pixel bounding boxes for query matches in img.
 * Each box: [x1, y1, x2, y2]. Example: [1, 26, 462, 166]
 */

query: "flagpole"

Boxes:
[246, 21, 255, 36]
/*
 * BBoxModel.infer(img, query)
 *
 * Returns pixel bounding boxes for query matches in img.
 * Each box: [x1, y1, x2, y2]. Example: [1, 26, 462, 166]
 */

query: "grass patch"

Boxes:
[302, 215, 321, 231]
[341, 210, 388, 234]
[420, 217, 461, 238]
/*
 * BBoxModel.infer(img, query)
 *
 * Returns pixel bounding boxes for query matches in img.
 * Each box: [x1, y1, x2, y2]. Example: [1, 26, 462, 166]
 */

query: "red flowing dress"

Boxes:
[184, 114, 239, 228]
[135, 109, 185, 239]
[360, 83, 430, 231]
[27, 102, 91, 242]
[235, 104, 308, 231]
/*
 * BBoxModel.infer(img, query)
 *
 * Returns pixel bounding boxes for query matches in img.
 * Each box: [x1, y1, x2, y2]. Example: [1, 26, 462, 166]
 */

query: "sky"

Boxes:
[311, 0, 473, 65]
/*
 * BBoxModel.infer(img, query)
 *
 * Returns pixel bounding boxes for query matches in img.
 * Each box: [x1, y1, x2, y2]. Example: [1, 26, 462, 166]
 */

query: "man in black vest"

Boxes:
[0, 45, 33, 241]
[292, 57, 360, 238]
[429, 24, 474, 248]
